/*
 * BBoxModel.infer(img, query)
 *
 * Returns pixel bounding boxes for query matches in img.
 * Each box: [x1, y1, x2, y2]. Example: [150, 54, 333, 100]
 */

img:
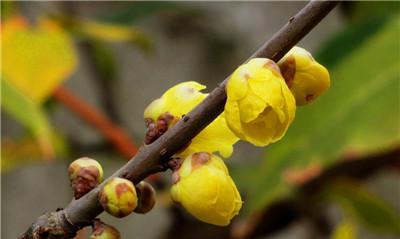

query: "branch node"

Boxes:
[160, 148, 168, 156]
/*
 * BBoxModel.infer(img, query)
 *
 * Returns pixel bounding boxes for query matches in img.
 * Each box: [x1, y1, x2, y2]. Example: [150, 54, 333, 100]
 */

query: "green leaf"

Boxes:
[1, 77, 55, 159]
[346, 2, 400, 24]
[316, 16, 390, 68]
[326, 183, 400, 234]
[233, 15, 400, 214]
[87, 40, 118, 84]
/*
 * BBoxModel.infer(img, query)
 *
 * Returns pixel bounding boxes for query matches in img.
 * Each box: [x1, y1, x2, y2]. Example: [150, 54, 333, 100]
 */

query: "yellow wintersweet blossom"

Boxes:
[224, 58, 296, 147]
[144, 81, 238, 158]
[278, 46, 330, 105]
[170, 152, 242, 226]
[1, 16, 77, 104]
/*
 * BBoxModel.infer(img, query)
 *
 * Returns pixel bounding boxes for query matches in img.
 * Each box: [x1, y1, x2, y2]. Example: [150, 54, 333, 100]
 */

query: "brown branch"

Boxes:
[52, 86, 137, 159]
[19, 1, 339, 238]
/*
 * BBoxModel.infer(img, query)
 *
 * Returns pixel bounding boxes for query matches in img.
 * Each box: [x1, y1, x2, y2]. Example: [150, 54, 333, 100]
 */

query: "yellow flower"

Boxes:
[144, 81, 238, 158]
[170, 152, 242, 226]
[278, 46, 330, 105]
[224, 58, 296, 147]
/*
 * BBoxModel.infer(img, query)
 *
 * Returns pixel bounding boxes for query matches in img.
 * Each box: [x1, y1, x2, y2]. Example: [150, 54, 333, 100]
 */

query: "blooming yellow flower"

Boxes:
[278, 46, 330, 105]
[224, 58, 296, 147]
[170, 152, 242, 226]
[144, 81, 238, 158]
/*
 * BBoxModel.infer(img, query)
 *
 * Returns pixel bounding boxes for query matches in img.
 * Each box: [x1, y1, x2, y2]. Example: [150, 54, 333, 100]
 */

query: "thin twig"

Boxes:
[19, 1, 339, 238]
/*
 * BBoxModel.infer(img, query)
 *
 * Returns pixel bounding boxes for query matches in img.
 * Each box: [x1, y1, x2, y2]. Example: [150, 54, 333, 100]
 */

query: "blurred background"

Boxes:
[1, 1, 399, 239]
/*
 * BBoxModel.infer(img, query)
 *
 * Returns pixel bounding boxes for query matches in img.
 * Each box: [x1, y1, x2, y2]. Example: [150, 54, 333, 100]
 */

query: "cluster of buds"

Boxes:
[67, 157, 157, 237]
[139, 47, 329, 227]
[66, 46, 330, 235]
[145, 112, 178, 144]
[224, 46, 329, 146]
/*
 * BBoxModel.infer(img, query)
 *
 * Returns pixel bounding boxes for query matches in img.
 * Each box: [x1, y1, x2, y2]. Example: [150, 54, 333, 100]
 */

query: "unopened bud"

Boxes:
[278, 46, 330, 105]
[144, 112, 178, 144]
[99, 177, 138, 218]
[68, 157, 103, 199]
[89, 219, 120, 239]
[134, 181, 156, 214]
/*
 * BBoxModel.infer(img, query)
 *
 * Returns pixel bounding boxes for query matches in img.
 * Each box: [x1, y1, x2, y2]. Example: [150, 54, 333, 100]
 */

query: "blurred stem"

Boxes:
[52, 86, 137, 158]
[79, 40, 122, 124]
[62, 1, 122, 124]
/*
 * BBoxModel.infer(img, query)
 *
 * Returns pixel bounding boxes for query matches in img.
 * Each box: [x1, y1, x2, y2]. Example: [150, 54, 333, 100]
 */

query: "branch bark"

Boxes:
[19, 1, 339, 238]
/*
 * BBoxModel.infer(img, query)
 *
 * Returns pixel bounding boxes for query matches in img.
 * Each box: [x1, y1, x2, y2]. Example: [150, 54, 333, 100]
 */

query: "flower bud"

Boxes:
[225, 58, 296, 146]
[68, 157, 103, 199]
[134, 181, 156, 214]
[171, 152, 242, 226]
[144, 81, 238, 157]
[99, 177, 138, 218]
[89, 219, 120, 239]
[278, 46, 330, 105]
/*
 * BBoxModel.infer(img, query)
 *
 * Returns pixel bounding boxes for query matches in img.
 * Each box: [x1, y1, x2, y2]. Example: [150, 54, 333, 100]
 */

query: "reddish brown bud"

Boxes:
[134, 181, 156, 214]
[145, 122, 159, 145]
[68, 157, 103, 199]
[90, 219, 120, 239]
[145, 113, 179, 145]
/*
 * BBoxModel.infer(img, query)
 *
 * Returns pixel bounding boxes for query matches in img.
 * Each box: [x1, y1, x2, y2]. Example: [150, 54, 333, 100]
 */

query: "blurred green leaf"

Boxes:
[233, 15, 400, 214]
[331, 219, 358, 239]
[0, 1, 16, 21]
[345, 2, 400, 23]
[326, 183, 400, 234]
[87, 40, 118, 83]
[1, 77, 55, 159]
[316, 16, 389, 68]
